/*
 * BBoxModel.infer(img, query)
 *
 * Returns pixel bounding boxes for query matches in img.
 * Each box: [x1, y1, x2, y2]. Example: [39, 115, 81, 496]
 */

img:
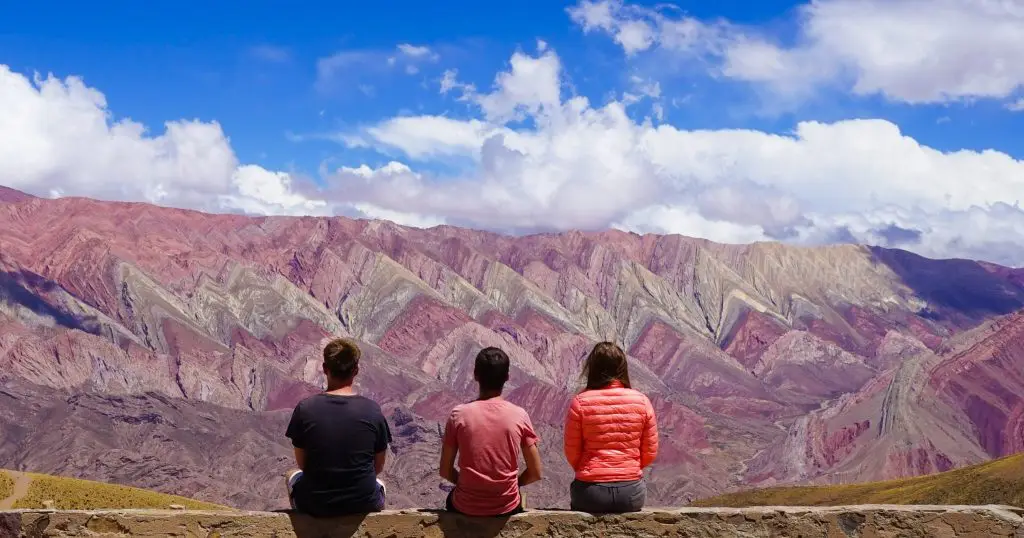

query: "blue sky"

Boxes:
[3, 0, 1020, 170]
[1, 0, 1023, 265]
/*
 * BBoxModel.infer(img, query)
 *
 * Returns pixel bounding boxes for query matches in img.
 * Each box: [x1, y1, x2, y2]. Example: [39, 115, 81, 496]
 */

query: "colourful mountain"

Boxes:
[0, 186, 1021, 510]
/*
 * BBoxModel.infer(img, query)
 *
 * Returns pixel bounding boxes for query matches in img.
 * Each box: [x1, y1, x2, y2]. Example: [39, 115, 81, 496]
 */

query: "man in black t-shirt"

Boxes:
[285, 338, 392, 516]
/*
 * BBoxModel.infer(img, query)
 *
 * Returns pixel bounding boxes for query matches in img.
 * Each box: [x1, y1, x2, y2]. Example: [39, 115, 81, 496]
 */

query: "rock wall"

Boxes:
[2, 505, 1023, 537]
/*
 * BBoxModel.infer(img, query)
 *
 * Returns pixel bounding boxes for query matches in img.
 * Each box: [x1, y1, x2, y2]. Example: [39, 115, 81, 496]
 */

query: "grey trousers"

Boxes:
[569, 478, 646, 513]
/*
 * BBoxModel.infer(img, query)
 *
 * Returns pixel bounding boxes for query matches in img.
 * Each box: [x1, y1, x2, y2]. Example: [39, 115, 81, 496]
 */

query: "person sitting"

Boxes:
[439, 347, 543, 516]
[563, 342, 659, 513]
[285, 338, 392, 516]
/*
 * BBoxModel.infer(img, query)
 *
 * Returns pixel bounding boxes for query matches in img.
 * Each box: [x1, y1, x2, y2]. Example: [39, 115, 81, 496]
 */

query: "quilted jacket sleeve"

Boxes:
[640, 396, 659, 469]
[563, 396, 584, 470]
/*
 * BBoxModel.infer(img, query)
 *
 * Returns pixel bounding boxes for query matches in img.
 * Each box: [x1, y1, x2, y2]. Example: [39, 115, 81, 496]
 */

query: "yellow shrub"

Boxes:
[0, 471, 13, 500]
[10, 473, 227, 511]
[693, 453, 1024, 508]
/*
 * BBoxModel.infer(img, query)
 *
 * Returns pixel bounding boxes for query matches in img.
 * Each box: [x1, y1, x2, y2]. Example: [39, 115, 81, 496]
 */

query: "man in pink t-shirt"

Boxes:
[439, 347, 543, 516]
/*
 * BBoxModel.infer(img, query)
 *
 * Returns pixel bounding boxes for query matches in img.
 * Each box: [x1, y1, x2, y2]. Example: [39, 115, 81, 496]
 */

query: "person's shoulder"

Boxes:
[294, 393, 323, 410]
[574, 388, 607, 403]
[354, 395, 385, 414]
[624, 388, 653, 406]
[498, 399, 532, 419]
[576, 386, 648, 405]
[444, 402, 476, 428]
[449, 400, 477, 417]
[516, 404, 536, 427]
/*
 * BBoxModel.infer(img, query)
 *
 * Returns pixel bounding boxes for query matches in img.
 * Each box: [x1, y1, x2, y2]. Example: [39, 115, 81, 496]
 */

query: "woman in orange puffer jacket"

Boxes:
[563, 341, 659, 513]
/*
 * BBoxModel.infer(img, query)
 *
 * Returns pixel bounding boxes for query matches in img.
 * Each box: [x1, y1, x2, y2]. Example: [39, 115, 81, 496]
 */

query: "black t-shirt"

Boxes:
[285, 393, 392, 516]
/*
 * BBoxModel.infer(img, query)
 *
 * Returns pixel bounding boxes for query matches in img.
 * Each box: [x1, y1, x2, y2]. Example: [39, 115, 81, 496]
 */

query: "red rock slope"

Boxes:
[0, 189, 1021, 510]
[0, 186, 35, 204]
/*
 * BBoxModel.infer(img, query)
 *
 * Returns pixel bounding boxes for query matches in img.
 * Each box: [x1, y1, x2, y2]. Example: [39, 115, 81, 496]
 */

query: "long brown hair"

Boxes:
[583, 342, 631, 390]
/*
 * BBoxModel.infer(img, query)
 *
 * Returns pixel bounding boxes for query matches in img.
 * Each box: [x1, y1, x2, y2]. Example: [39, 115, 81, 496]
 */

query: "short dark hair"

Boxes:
[323, 338, 360, 380]
[474, 347, 510, 393]
[583, 341, 631, 390]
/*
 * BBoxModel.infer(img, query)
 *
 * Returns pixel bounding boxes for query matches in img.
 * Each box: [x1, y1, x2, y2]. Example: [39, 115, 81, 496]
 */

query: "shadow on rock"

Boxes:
[286, 509, 518, 538]
[286, 512, 369, 538]
[431, 510, 515, 538]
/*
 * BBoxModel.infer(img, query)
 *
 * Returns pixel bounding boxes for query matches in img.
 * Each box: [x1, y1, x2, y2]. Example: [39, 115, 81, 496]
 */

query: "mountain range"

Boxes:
[0, 185, 1021, 510]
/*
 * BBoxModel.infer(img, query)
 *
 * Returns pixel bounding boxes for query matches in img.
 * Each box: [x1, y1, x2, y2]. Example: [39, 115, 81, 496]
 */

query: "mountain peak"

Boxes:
[0, 185, 35, 204]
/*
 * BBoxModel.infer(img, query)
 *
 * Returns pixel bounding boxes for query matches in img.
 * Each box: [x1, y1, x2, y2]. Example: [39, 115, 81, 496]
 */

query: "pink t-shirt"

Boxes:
[442, 398, 539, 516]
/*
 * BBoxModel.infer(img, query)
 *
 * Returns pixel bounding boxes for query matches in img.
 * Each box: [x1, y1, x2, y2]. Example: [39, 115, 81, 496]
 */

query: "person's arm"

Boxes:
[439, 441, 459, 484]
[375, 412, 393, 476]
[518, 413, 542, 487]
[518, 443, 543, 487]
[438, 412, 459, 484]
[286, 404, 307, 470]
[563, 397, 583, 470]
[640, 396, 659, 469]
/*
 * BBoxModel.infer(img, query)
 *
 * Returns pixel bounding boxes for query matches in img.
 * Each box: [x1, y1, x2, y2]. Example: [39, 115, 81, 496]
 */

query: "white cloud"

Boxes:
[362, 116, 501, 159]
[571, 0, 1024, 104]
[397, 44, 439, 61]
[622, 75, 663, 118]
[219, 166, 329, 216]
[319, 48, 1024, 266]
[439, 69, 477, 101]
[614, 20, 656, 55]
[476, 49, 563, 122]
[397, 44, 430, 58]
[1008, 98, 1024, 112]
[7, 45, 1024, 268]
[316, 43, 441, 91]
[0, 65, 320, 217]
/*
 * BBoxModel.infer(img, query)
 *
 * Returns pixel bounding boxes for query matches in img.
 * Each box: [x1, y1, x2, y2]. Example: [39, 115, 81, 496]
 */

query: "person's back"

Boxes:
[565, 383, 656, 482]
[285, 338, 392, 517]
[444, 398, 537, 515]
[564, 342, 658, 513]
[287, 393, 390, 515]
[439, 347, 542, 516]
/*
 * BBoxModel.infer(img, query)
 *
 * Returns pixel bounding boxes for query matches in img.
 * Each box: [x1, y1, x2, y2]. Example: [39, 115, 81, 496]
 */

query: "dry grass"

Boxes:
[693, 453, 1024, 508]
[0, 471, 13, 500]
[8, 471, 227, 510]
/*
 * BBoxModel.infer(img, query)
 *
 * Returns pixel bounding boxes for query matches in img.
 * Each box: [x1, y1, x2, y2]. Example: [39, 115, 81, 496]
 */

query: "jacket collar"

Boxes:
[603, 380, 625, 389]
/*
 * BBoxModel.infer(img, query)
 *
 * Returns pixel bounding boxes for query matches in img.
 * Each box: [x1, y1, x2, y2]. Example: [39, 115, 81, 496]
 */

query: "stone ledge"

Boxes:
[2, 505, 1022, 537]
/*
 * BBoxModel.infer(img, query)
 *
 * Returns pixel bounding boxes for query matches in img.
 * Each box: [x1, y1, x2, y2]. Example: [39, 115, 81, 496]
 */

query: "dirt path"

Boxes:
[0, 471, 32, 509]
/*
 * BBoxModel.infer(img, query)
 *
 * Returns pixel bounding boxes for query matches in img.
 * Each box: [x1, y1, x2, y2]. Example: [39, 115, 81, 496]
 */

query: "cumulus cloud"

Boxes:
[571, 0, 1024, 104]
[0, 65, 319, 217]
[360, 116, 503, 160]
[218, 166, 329, 216]
[475, 49, 563, 123]
[569, 0, 657, 55]
[319, 48, 1024, 265]
[5, 44, 1024, 267]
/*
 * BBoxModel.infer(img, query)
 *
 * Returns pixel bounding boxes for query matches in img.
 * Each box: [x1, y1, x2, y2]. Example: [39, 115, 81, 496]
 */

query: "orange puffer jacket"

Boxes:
[563, 380, 659, 482]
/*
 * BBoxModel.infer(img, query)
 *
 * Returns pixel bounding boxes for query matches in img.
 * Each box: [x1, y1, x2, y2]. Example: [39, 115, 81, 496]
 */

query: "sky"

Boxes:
[1, 0, 1024, 266]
